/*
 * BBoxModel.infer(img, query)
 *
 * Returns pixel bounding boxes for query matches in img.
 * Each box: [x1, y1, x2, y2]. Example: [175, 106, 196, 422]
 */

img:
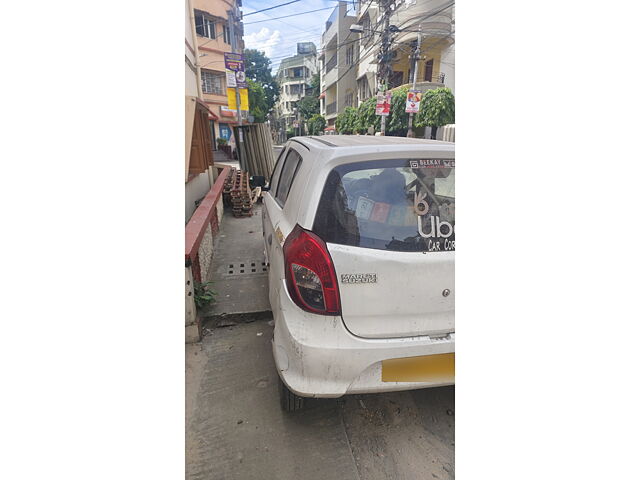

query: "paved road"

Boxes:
[186, 318, 455, 480]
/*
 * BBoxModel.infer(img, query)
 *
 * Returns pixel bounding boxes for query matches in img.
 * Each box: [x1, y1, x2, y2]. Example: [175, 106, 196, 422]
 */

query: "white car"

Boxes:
[262, 135, 455, 411]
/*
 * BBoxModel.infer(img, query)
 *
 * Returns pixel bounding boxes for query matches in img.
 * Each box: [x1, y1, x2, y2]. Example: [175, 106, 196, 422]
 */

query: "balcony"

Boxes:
[325, 55, 337, 74]
[389, 77, 447, 95]
[326, 101, 336, 115]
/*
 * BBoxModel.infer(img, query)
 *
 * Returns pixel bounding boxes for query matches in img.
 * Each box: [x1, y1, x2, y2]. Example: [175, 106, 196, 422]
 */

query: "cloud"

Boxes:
[244, 27, 282, 58]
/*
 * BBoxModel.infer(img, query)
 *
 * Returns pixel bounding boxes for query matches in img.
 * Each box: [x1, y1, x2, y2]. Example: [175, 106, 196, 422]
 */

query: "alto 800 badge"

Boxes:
[341, 273, 377, 284]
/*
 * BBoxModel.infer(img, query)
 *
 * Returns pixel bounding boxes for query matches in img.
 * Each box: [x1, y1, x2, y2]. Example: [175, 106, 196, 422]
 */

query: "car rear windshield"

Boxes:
[312, 158, 455, 252]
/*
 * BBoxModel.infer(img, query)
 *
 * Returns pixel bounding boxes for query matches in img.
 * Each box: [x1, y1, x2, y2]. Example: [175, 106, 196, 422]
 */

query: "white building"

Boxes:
[275, 43, 318, 135]
[319, 2, 358, 130]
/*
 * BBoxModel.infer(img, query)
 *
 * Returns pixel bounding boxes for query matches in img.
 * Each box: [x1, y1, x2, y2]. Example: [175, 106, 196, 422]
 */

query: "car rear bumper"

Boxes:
[272, 280, 455, 398]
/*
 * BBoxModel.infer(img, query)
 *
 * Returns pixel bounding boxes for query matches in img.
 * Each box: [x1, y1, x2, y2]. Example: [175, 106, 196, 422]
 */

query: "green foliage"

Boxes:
[286, 127, 295, 139]
[194, 282, 216, 310]
[310, 73, 320, 96]
[244, 49, 279, 112]
[297, 94, 319, 121]
[297, 74, 322, 121]
[307, 114, 326, 135]
[247, 79, 268, 123]
[216, 137, 227, 146]
[415, 87, 455, 128]
[356, 96, 380, 134]
[387, 87, 409, 136]
[336, 107, 359, 134]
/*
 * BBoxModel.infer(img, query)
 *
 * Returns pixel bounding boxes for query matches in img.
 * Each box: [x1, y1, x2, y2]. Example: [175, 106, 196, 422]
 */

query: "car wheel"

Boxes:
[278, 376, 304, 412]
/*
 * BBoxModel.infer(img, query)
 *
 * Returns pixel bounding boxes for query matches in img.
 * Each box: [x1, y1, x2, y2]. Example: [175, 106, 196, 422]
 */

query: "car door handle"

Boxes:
[268, 234, 273, 246]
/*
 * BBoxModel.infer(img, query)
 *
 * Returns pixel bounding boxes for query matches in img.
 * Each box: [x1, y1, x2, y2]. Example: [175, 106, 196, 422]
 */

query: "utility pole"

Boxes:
[378, 0, 391, 136]
[407, 23, 422, 138]
[228, 6, 242, 127]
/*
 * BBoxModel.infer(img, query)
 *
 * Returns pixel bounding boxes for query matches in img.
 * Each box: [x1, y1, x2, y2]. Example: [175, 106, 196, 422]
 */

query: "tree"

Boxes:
[307, 114, 326, 135]
[415, 87, 455, 139]
[297, 95, 319, 121]
[297, 73, 321, 121]
[244, 49, 279, 113]
[247, 79, 267, 123]
[387, 87, 409, 136]
[309, 73, 320, 96]
[336, 107, 359, 134]
[356, 96, 380, 134]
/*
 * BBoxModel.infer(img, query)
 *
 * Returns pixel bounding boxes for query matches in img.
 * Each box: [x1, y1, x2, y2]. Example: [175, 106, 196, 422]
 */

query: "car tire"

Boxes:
[279, 376, 304, 412]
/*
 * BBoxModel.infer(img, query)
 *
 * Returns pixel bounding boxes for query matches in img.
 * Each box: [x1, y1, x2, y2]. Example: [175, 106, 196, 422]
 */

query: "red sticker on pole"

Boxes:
[375, 92, 391, 116]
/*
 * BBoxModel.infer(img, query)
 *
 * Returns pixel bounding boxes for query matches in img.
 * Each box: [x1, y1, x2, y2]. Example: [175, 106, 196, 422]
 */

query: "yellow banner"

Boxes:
[227, 88, 249, 111]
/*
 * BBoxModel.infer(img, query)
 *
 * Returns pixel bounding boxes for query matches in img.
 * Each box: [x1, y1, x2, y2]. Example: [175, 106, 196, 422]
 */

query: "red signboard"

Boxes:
[375, 92, 391, 116]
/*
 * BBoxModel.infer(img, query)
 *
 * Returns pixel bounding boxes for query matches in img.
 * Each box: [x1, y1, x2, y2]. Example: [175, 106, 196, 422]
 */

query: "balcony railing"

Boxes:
[326, 101, 336, 115]
[325, 55, 337, 73]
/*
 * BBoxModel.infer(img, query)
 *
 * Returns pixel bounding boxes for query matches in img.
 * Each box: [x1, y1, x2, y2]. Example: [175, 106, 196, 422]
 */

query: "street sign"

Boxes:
[405, 90, 422, 113]
[224, 52, 247, 88]
[375, 92, 391, 116]
[227, 88, 249, 111]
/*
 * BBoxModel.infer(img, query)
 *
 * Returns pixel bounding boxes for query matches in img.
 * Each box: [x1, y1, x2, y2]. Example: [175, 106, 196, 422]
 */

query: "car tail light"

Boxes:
[283, 224, 341, 315]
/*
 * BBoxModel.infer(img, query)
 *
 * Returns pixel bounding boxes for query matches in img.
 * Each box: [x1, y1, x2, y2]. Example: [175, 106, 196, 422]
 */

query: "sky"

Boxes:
[241, 0, 357, 71]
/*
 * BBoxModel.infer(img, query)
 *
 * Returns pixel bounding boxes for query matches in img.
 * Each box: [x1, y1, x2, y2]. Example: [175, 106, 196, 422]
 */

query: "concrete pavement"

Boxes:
[186, 318, 455, 480]
[198, 204, 270, 319]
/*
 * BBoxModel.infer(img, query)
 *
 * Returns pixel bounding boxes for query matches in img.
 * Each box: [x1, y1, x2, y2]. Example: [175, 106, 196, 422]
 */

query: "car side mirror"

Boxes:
[250, 175, 266, 188]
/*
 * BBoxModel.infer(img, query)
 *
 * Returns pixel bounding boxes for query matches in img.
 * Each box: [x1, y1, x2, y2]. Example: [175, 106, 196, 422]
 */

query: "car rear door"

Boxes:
[312, 156, 455, 339]
[262, 144, 306, 306]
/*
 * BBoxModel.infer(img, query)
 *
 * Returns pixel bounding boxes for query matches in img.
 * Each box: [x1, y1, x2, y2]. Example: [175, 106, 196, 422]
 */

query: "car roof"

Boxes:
[292, 135, 454, 149]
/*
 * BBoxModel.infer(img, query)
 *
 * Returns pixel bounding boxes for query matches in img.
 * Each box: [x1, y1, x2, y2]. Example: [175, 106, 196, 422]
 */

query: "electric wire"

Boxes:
[244, 6, 338, 24]
[243, 0, 304, 17]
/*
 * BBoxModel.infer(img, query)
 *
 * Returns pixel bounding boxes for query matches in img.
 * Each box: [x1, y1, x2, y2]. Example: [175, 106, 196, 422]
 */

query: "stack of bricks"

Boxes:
[229, 169, 253, 217]
[222, 167, 236, 207]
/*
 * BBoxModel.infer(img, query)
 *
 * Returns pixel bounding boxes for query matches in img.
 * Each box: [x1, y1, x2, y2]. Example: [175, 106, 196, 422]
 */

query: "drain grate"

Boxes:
[226, 261, 268, 275]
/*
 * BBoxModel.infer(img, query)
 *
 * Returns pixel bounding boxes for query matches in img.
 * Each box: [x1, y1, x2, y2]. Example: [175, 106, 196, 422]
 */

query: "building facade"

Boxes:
[319, 2, 358, 130]
[186, 0, 216, 222]
[354, 0, 455, 104]
[274, 43, 318, 137]
[192, 0, 245, 150]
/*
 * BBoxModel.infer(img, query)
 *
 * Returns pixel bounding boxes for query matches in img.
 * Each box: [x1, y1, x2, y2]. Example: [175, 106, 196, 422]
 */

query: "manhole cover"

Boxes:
[224, 261, 268, 276]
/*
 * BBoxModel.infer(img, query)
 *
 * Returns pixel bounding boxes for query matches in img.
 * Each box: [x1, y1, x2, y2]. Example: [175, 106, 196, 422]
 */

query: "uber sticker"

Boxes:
[341, 273, 377, 284]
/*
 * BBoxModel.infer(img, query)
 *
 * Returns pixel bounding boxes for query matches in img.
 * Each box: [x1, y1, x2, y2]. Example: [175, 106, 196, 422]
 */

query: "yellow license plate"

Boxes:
[382, 353, 455, 382]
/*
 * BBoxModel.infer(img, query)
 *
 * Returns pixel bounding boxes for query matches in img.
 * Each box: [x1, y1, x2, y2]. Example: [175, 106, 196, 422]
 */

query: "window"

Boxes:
[362, 15, 372, 45]
[424, 59, 434, 82]
[313, 158, 455, 252]
[195, 12, 216, 39]
[389, 71, 404, 88]
[345, 91, 354, 107]
[270, 147, 288, 190]
[189, 104, 214, 174]
[201, 70, 224, 95]
[223, 24, 231, 44]
[346, 45, 354, 65]
[275, 148, 303, 206]
[358, 77, 371, 102]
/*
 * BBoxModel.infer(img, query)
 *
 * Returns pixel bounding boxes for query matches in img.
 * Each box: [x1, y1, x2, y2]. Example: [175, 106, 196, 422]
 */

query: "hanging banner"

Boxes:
[405, 89, 422, 113]
[225, 70, 237, 88]
[227, 88, 249, 111]
[223, 52, 247, 88]
[375, 92, 391, 116]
